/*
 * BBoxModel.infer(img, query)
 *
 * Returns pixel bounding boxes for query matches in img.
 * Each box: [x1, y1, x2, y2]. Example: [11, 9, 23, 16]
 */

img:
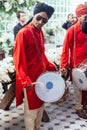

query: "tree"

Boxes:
[0, 0, 38, 15]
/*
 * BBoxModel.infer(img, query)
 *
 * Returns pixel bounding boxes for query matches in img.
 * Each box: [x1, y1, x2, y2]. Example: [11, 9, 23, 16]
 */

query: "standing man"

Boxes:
[62, 13, 77, 30]
[13, 10, 26, 39]
[13, 2, 56, 130]
[60, 4, 87, 119]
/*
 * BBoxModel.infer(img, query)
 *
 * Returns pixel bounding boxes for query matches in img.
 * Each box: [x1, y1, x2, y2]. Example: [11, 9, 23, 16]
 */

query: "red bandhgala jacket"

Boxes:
[60, 21, 87, 104]
[13, 23, 56, 109]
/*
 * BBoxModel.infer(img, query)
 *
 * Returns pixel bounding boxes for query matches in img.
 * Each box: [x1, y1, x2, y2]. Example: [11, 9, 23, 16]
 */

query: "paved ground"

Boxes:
[0, 83, 87, 130]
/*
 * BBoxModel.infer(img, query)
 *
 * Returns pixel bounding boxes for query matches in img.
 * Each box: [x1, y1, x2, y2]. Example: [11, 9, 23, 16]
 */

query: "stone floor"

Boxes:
[0, 83, 87, 130]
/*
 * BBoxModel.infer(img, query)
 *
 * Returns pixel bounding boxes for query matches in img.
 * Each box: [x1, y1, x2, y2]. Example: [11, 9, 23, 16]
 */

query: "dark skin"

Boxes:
[32, 12, 48, 29]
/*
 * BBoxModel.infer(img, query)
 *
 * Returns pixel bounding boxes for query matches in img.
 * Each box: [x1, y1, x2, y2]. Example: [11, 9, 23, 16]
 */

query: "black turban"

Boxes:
[81, 16, 87, 34]
[33, 2, 54, 19]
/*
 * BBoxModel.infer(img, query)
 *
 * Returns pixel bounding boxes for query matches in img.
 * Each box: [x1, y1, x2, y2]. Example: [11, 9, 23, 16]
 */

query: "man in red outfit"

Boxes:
[13, 2, 56, 130]
[60, 4, 87, 119]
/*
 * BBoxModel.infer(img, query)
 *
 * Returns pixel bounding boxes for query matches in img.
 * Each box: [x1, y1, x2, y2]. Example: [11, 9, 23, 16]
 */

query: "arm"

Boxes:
[13, 23, 22, 39]
[13, 29, 32, 89]
[13, 26, 20, 39]
[60, 31, 70, 69]
[62, 21, 68, 30]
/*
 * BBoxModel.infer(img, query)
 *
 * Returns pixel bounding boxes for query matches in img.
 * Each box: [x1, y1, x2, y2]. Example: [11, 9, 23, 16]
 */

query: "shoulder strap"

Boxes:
[73, 27, 76, 68]
[29, 28, 44, 72]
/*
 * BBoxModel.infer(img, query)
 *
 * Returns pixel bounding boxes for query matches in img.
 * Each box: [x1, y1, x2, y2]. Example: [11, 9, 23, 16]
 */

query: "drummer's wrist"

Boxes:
[56, 66, 59, 71]
[26, 84, 32, 89]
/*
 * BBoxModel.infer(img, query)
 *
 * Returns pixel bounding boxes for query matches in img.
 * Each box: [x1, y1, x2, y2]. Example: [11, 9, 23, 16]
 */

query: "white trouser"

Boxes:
[23, 88, 44, 130]
[73, 80, 83, 110]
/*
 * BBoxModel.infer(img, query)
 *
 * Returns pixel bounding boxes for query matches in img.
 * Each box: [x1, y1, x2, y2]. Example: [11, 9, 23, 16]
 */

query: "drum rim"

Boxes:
[35, 71, 65, 102]
[72, 68, 87, 90]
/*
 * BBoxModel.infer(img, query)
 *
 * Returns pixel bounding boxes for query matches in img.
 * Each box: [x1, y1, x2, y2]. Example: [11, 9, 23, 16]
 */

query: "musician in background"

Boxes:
[62, 13, 77, 30]
[13, 2, 56, 130]
[13, 10, 26, 39]
[81, 5, 87, 113]
[60, 4, 87, 119]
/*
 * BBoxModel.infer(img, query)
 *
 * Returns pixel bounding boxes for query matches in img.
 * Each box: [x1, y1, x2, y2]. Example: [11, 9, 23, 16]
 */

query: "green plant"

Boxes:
[46, 28, 54, 36]
[0, 0, 38, 15]
[0, 22, 5, 30]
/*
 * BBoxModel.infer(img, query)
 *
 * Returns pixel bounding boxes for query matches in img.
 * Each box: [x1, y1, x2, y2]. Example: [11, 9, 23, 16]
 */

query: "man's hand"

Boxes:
[26, 84, 33, 89]
[61, 68, 70, 80]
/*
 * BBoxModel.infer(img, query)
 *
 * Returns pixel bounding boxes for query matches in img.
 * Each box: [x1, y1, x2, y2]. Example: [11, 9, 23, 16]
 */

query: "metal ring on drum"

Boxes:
[35, 72, 65, 102]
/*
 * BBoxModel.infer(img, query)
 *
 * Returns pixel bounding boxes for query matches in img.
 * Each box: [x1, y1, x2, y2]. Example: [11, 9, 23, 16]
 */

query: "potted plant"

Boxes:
[46, 28, 54, 36]
[45, 28, 55, 44]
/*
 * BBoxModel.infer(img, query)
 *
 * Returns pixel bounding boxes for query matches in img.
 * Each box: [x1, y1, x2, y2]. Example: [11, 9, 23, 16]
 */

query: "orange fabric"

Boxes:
[13, 23, 56, 109]
[76, 4, 87, 17]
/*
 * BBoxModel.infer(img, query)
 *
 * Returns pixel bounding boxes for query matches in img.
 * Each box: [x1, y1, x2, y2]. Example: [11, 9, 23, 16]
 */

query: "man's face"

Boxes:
[19, 13, 26, 23]
[68, 14, 74, 23]
[32, 12, 48, 29]
[78, 14, 87, 24]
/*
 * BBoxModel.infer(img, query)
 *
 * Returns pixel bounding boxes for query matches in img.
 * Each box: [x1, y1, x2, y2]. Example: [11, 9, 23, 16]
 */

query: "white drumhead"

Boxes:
[35, 72, 65, 102]
[72, 68, 87, 90]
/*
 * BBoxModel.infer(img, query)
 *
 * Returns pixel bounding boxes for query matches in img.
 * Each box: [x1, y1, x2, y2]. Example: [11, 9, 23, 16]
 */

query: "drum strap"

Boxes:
[73, 26, 76, 68]
[30, 28, 45, 72]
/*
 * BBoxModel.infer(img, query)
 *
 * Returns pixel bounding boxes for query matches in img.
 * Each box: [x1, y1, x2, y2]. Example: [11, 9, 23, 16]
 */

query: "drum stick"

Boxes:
[26, 82, 45, 90]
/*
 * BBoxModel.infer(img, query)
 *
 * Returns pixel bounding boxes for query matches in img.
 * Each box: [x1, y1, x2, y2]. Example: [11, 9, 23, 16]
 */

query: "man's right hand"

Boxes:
[60, 68, 70, 80]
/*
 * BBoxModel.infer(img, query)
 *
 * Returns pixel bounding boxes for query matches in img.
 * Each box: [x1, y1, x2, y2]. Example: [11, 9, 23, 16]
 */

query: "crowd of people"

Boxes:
[12, 2, 87, 130]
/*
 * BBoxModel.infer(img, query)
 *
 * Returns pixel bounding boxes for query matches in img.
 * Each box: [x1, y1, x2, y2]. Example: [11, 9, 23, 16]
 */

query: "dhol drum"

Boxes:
[35, 72, 65, 102]
[72, 60, 87, 90]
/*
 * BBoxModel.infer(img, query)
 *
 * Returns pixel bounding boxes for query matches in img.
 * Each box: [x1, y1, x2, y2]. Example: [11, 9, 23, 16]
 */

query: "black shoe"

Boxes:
[42, 110, 50, 122]
[76, 110, 87, 119]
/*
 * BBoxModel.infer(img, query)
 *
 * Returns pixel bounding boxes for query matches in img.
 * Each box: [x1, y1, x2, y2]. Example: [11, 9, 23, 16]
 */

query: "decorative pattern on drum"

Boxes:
[72, 68, 87, 90]
[35, 72, 65, 102]
[46, 82, 53, 89]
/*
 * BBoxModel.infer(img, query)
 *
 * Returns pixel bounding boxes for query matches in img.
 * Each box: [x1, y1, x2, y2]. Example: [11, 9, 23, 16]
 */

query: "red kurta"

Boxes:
[13, 23, 56, 109]
[60, 21, 87, 104]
